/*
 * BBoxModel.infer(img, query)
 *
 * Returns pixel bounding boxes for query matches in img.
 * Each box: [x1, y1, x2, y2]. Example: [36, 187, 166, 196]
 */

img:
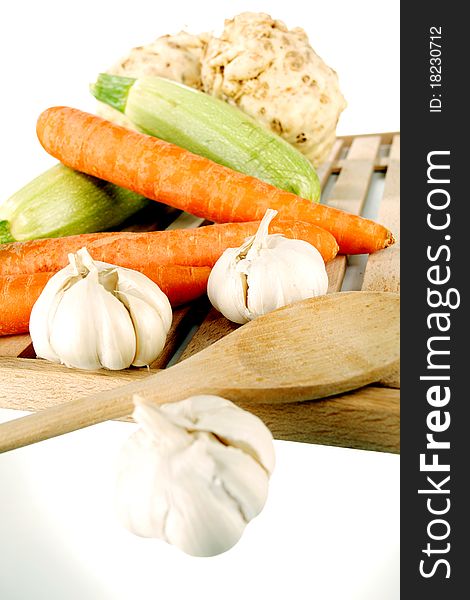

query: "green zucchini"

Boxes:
[0, 164, 149, 243]
[91, 74, 321, 202]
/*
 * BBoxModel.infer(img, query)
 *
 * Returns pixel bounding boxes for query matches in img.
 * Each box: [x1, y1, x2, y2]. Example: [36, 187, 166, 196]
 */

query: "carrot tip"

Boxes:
[384, 231, 396, 248]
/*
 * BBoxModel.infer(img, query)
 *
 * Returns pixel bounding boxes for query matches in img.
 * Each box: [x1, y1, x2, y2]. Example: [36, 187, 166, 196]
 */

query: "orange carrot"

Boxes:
[0, 266, 210, 337]
[0, 272, 53, 336]
[0, 220, 338, 277]
[36, 107, 394, 255]
[143, 265, 210, 306]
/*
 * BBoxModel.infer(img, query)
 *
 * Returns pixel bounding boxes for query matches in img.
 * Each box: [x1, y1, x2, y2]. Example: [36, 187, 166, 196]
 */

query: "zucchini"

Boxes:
[91, 74, 321, 202]
[0, 164, 149, 243]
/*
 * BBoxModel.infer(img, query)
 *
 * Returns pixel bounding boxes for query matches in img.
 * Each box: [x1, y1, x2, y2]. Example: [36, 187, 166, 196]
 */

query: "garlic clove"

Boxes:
[115, 429, 172, 540]
[276, 239, 329, 297]
[241, 251, 284, 318]
[246, 240, 328, 318]
[205, 435, 270, 521]
[29, 265, 76, 363]
[118, 292, 168, 367]
[133, 397, 192, 450]
[88, 271, 139, 370]
[161, 437, 250, 557]
[207, 248, 251, 324]
[115, 268, 172, 366]
[50, 270, 136, 370]
[113, 267, 173, 334]
[160, 395, 275, 474]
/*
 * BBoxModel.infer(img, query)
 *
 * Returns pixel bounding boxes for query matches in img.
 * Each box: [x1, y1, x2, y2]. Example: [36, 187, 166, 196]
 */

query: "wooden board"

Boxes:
[0, 132, 400, 453]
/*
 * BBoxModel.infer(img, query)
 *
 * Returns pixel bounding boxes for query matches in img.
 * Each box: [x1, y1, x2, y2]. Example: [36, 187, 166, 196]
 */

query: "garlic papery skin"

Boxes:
[29, 247, 172, 370]
[207, 209, 329, 324]
[115, 395, 275, 557]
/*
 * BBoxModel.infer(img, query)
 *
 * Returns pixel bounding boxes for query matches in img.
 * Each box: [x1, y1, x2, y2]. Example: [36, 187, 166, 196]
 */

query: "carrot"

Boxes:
[0, 220, 338, 277]
[36, 107, 395, 255]
[0, 272, 53, 336]
[143, 265, 210, 306]
[0, 266, 210, 337]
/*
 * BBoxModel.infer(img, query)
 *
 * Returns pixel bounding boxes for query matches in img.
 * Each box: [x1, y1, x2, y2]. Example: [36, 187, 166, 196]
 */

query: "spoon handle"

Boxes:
[0, 366, 180, 452]
[0, 354, 232, 451]
[0, 387, 136, 453]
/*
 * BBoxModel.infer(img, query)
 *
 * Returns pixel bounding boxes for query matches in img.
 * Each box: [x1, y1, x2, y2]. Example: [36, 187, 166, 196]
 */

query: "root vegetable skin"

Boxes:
[0, 220, 338, 277]
[201, 12, 347, 167]
[36, 107, 394, 255]
[0, 272, 53, 336]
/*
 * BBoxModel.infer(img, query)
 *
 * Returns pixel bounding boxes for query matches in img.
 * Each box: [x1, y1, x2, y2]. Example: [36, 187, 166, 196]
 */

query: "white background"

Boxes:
[0, 1, 400, 599]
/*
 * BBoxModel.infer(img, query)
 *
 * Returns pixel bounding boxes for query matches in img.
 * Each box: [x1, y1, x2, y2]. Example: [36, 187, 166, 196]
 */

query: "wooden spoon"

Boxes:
[0, 291, 399, 453]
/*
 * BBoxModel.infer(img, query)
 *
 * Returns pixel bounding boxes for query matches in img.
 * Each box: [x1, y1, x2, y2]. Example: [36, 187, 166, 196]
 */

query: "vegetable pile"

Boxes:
[36, 106, 392, 256]
[0, 11, 397, 558]
[0, 90, 394, 336]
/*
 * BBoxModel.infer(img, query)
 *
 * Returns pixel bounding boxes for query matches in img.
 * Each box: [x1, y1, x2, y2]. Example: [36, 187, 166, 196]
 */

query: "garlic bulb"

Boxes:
[116, 395, 275, 557]
[29, 247, 172, 370]
[207, 209, 328, 323]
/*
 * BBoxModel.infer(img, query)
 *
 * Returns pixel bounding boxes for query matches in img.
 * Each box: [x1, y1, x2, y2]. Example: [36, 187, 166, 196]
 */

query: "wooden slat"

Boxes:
[338, 131, 398, 146]
[0, 304, 205, 408]
[321, 136, 381, 292]
[239, 385, 399, 453]
[326, 257, 346, 292]
[346, 136, 382, 160]
[0, 334, 33, 358]
[326, 136, 381, 215]
[165, 212, 205, 230]
[328, 159, 372, 213]
[389, 133, 401, 160]
[377, 157, 389, 169]
[316, 139, 344, 188]
[362, 138, 400, 293]
[336, 158, 388, 171]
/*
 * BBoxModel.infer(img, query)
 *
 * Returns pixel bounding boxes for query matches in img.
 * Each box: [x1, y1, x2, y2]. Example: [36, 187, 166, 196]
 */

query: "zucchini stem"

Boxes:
[90, 74, 136, 114]
[0, 220, 15, 243]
